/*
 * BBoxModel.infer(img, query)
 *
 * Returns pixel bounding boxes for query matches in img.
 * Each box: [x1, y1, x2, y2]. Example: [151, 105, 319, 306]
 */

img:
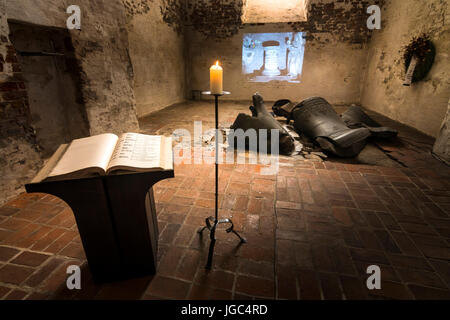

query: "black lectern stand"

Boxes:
[25, 146, 174, 283]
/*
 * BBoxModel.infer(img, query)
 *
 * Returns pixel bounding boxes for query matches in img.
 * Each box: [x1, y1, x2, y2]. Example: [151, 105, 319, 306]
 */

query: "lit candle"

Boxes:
[210, 61, 223, 95]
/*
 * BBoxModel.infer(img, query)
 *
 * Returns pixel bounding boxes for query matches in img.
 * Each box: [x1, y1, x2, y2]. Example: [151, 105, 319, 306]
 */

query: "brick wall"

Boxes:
[0, 3, 42, 205]
[123, 0, 386, 43]
[185, 0, 382, 102]
[291, 0, 386, 44]
[160, 0, 185, 35]
[185, 0, 385, 43]
[1, 0, 144, 204]
[122, 0, 185, 35]
[122, 0, 152, 17]
[186, 0, 243, 39]
[6, 0, 141, 136]
[0, 39, 34, 141]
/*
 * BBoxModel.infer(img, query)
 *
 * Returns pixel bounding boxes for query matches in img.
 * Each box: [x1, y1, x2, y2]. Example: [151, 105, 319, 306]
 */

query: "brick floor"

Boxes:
[0, 101, 449, 300]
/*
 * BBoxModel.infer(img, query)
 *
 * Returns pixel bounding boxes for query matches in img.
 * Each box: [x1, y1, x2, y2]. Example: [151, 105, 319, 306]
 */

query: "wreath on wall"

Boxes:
[402, 34, 436, 83]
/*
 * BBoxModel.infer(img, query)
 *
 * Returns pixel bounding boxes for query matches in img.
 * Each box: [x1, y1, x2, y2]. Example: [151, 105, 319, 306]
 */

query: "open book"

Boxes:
[36, 133, 173, 182]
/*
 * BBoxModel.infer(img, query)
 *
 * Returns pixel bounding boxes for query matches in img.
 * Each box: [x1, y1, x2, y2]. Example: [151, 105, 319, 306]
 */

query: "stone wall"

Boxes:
[242, 0, 308, 24]
[1, 0, 141, 204]
[71, 0, 140, 134]
[9, 22, 90, 157]
[290, 0, 385, 44]
[0, 0, 42, 205]
[361, 0, 450, 137]
[6, 0, 140, 135]
[185, 0, 384, 103]
[433, 99, 450, 164]
[185, 0, 384, 42]
[186, 0, 244, 40]
[126, 0, 186, 117]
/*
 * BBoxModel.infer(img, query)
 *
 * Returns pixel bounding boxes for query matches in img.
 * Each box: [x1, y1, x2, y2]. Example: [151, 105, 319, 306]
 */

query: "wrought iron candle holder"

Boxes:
[199, 91, 247, 269]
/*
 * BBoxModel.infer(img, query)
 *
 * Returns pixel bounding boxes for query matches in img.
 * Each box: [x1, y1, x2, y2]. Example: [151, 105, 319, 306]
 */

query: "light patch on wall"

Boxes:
[242, 0, 308, 24]
[242, 32, 306, 83]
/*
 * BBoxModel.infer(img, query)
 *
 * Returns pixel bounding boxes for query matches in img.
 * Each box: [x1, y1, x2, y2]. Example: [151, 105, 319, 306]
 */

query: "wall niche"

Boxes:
[8, 22, 90, 157]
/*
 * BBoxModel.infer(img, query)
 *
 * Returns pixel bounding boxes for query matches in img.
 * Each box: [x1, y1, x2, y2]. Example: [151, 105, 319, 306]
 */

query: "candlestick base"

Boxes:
[198, 217, 246, 269]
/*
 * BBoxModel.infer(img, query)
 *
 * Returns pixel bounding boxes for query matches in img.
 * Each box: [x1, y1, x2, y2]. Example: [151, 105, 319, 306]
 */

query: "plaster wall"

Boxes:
[127, 0, 186, 117]
[361, 0, 450, 137]
[1, 0, 140, 204]
[9, 22, 90, 157]
[186, 26, 367, 104]
[6, 0, 140, 135]
[185, 0, 384, 104]
[433, 99, 450, 164]
[0, 0, 42, 205]
[242, 0, 308, 24]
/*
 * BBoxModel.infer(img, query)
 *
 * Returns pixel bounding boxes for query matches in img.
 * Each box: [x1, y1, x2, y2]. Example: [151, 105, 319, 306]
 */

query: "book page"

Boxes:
[48, 133, 119, 178]
[107, 133, 164, 171]
[162, 136, 173, 170]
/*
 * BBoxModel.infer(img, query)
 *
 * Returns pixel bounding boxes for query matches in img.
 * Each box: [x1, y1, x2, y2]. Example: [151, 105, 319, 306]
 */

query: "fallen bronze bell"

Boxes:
[341, 105, 398, 139]
[230, 93, 295, 155]
[272, 99, 297, 121]
[290, 97, 371, 158]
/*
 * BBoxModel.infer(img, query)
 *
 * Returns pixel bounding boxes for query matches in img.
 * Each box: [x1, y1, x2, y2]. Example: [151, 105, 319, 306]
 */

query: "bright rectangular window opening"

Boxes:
[242, 0, 309, 24]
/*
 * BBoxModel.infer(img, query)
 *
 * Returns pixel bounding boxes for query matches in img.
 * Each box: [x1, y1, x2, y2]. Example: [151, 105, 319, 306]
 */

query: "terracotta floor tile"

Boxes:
[1, 102, 450, 300]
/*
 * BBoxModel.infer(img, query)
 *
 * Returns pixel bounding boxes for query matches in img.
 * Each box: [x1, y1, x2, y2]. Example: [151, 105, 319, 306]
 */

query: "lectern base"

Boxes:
[26, 170, 174, 283]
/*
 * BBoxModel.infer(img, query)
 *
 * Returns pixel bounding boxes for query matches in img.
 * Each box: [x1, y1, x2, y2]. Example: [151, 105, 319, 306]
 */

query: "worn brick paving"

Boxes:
[0, 101, 449, 300]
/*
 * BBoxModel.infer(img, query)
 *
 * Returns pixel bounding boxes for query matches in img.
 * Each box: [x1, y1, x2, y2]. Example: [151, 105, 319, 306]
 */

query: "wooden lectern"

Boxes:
[25, 144, 174, 283]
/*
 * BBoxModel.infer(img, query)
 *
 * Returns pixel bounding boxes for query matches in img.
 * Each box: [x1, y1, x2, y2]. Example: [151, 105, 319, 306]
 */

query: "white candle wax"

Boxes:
[210, 61, 223, 95]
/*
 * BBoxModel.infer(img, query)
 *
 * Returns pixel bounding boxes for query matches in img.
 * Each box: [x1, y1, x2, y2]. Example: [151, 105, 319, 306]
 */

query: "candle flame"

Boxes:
[215, 61, 220, 66]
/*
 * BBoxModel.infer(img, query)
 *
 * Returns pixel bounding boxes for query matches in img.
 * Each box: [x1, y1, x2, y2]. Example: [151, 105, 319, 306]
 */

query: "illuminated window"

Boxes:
[242, 0, 309, 24]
